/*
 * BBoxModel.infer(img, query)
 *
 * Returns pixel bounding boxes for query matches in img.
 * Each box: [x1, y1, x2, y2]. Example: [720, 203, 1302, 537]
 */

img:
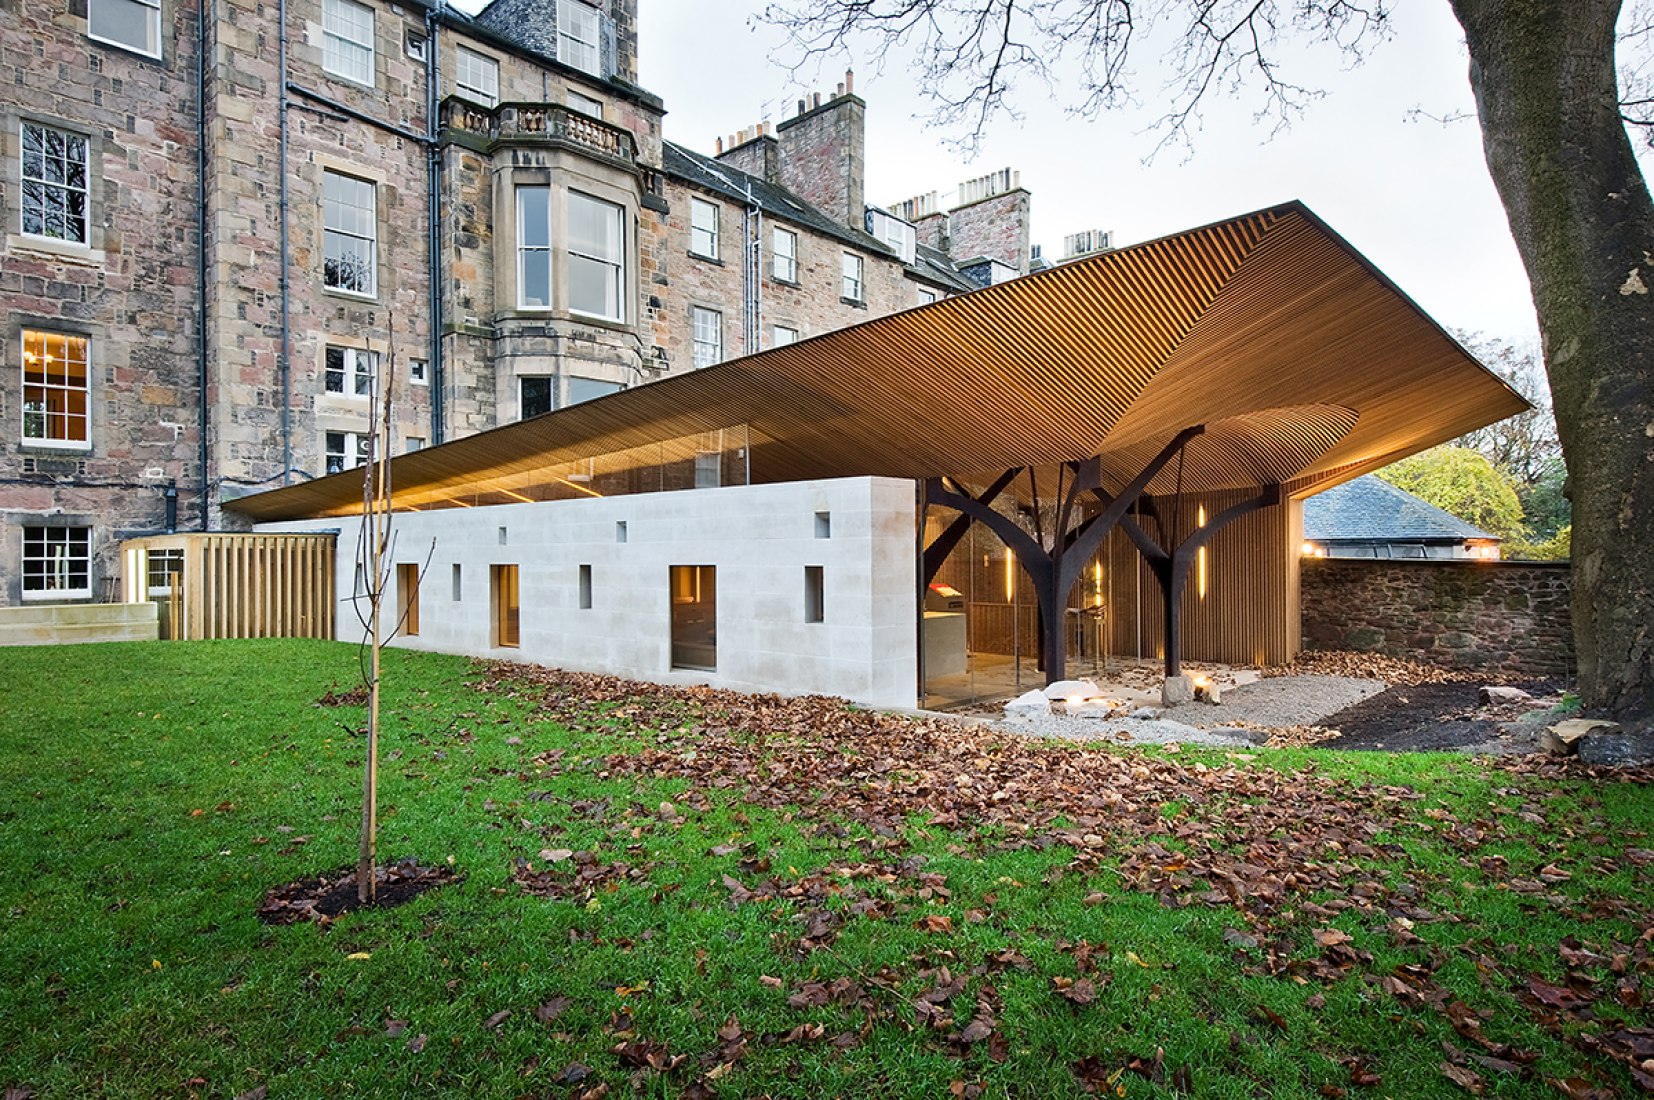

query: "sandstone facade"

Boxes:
[0, 0, 1034, 605]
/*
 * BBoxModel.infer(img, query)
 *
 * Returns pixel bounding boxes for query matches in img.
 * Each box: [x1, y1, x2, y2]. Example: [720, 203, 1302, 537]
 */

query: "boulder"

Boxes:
[1578, 731, 1654, 767]
[1541, 718, 1620, 756]
[1161, 674, 1194, 707]
[1003, 689, 1051, 720]
[1210, 726, 1271, 746]
[1479, 685, 1534, 706]
[1064, 699, 1122, 719]
[1043, 679, 1103, 702]
[1130, 707, 1161, 720]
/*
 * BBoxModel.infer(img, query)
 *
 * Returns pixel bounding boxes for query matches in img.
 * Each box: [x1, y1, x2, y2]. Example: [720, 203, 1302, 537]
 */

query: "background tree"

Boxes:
[1376, 445, 1528, 543]
[1450, 331, 1570, 546]
[761, 0, 1654, 719]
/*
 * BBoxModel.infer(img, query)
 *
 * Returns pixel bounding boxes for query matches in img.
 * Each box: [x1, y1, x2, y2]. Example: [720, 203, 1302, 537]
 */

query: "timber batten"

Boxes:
[121, 533, 336, 641]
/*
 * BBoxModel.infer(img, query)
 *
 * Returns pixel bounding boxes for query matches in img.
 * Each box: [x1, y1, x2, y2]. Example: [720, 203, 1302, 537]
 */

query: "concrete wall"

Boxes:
[1301, 558, 1573, 678]
[0, 601, 158, 646]
[260, 476, 920, 707]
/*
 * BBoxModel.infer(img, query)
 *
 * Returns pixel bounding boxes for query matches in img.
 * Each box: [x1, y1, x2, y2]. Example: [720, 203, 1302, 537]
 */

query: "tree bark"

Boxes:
[1451, 0, 1654, 719]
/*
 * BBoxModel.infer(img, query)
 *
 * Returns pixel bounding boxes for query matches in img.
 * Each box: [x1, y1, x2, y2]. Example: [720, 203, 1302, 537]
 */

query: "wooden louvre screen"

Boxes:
[121, 533, 336, 641]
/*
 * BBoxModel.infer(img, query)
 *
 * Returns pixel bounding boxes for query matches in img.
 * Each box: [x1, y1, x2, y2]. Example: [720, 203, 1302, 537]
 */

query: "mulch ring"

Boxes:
[1317, 679, 1568, 752]
[257, 858, 461, 924]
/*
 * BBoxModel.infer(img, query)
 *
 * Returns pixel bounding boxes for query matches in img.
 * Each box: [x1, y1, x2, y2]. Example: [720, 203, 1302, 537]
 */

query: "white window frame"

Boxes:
[324, 429, 371, 475]
[87, 0, 162, 58]
[556, 0, 601, 76]
[691, 307, 722, 370]
[772, 325, 798, 348]
[918, 288, 938, 305]
[567, 190, 625, 322]
[690, 198, 719, 260]
[404, 29, 427, 60]
[454, 45, 499, 107]
[405, 436, 426, 452]
[322, 0, 375, 86]
[324, 345, 378, 398]
[20, 122, 90, 246]
[841, 252, 864, 302]
[22, 526, 91, 601]
[20, 329, 91, 450]
[145, 547, 185, 597]
[567, 90, 604, 119]
[322, 169, 377, 296]
[772, 226, 798, 282]
[517, 186, 553, 310]
[409, 358, 428, 385]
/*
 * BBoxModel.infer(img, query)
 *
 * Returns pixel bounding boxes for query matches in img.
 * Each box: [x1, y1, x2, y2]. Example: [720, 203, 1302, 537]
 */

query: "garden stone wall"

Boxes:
[1300, 559, 1573, 679]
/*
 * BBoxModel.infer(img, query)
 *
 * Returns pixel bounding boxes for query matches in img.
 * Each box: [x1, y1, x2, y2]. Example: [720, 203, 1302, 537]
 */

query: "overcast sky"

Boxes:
[625, 1, 1543, 345]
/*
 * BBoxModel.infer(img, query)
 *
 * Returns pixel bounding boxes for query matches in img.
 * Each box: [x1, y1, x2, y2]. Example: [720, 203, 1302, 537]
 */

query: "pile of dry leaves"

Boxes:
[1264, 650, 1490, 685]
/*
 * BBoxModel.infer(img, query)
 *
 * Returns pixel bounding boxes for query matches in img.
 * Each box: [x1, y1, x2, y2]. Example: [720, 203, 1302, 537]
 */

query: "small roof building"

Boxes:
[1303, 475, 1502, 560]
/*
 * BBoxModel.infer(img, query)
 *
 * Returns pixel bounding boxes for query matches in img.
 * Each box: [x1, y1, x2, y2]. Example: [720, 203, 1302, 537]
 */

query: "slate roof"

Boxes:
[1303, 474, 1500, 543]
[662, 142, 975, 293]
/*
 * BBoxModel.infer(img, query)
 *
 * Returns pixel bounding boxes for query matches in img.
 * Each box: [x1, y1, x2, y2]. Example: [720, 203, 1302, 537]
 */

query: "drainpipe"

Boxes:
[741, 181, 761, 355]
[196, 0, 210, 527]
[278, 0, 293, 483]
[426, 5, 445, 442]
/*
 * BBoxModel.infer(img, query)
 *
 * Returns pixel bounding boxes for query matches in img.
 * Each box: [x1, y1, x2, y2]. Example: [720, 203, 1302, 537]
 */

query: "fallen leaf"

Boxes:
[346, 952, 372, 961]
[535, 995, 573, 1024]
[483, 1009, 511, 1030]
[1440, 1062, 1484, 1094]
[406, 1033, 427, 1053]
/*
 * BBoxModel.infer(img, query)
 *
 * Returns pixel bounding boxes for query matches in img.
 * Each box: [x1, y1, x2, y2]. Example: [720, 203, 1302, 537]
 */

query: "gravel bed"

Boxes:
[1160, 674, 1386, 729]
[990, 675, 1388, 748]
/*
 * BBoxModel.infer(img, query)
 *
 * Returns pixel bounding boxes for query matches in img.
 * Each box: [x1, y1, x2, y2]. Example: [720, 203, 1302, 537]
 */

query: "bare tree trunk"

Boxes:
[1452, 0, 1654, 720]
[357, 344, 394, 904]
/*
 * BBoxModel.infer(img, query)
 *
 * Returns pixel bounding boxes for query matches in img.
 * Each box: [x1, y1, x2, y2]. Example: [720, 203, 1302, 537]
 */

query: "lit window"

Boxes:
[322, 0, 375, 84]
[455, 46, 499, 107]
[88, 0, 161, 57]
[690, 197, 719, 260]
[841, 252, 863, 301]
[568, 90, 604, 119]
[772, 325, 797, 347]
[20, 123, 90, 245]
[556, 0, 601, 76]
[691, 306, 722, 369]
[521, 376, 553, 418]
[324, 345, 378, 397]
[22, 526, 91, 600]
[772, 226, 797, 282]
[323, 170, 376, 295]
[21, 330, 90, 448]
[568, 191, 624, 320]
[409, 358, 428, 385]
[325, 430, 371, 475]
[918, 288, 938, 305]
[517, 186, 553, 309]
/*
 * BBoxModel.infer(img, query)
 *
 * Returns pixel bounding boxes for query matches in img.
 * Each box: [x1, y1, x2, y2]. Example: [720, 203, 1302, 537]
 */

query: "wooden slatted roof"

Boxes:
[228, 201, 1528, 522]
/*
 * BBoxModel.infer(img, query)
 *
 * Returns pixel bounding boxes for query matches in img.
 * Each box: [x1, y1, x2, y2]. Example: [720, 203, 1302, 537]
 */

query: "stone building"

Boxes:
[0, 0, 1034, 605]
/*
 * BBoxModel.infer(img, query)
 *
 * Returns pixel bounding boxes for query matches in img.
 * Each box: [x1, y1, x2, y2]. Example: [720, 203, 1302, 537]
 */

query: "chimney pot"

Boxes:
[812, 92, 822, 109]
[836, 82, 845, 97]
[797, 98, 807, 115]
[845, 68, 854, 94]
[716, 136, 724, 154]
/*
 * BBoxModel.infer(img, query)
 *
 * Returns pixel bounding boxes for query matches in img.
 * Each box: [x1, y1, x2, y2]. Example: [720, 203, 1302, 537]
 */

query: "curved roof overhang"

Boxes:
[228, 201, 1529, 522]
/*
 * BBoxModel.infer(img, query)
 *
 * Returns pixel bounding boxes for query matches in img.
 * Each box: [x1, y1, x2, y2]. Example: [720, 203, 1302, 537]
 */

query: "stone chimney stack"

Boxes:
[774, 70, 865, 228]
[716, 121, 781, 183]
[947, 168, 1032, 273]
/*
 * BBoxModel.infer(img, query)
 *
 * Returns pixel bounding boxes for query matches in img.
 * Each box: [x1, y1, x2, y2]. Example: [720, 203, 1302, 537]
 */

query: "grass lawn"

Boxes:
[1, 639, 1651, 1099]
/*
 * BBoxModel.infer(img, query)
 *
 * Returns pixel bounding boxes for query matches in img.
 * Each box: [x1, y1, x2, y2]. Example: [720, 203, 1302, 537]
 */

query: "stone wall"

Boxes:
[1301, 558, 1573, 678]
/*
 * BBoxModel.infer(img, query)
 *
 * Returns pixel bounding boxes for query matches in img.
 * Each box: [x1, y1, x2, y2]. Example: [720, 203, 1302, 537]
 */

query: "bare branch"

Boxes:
[759, 0, 1392, 157]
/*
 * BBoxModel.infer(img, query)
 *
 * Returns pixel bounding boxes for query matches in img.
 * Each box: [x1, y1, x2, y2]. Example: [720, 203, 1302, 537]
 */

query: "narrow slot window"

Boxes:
[804, 566, 824, 624]
[615, 520, 627, 543]
[397, 562, 420, 635]
[451, 563, 462, 601]
[814, 511, 831, 539]
[491, 564, 520, 648]
[578, 564, 592, 609]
